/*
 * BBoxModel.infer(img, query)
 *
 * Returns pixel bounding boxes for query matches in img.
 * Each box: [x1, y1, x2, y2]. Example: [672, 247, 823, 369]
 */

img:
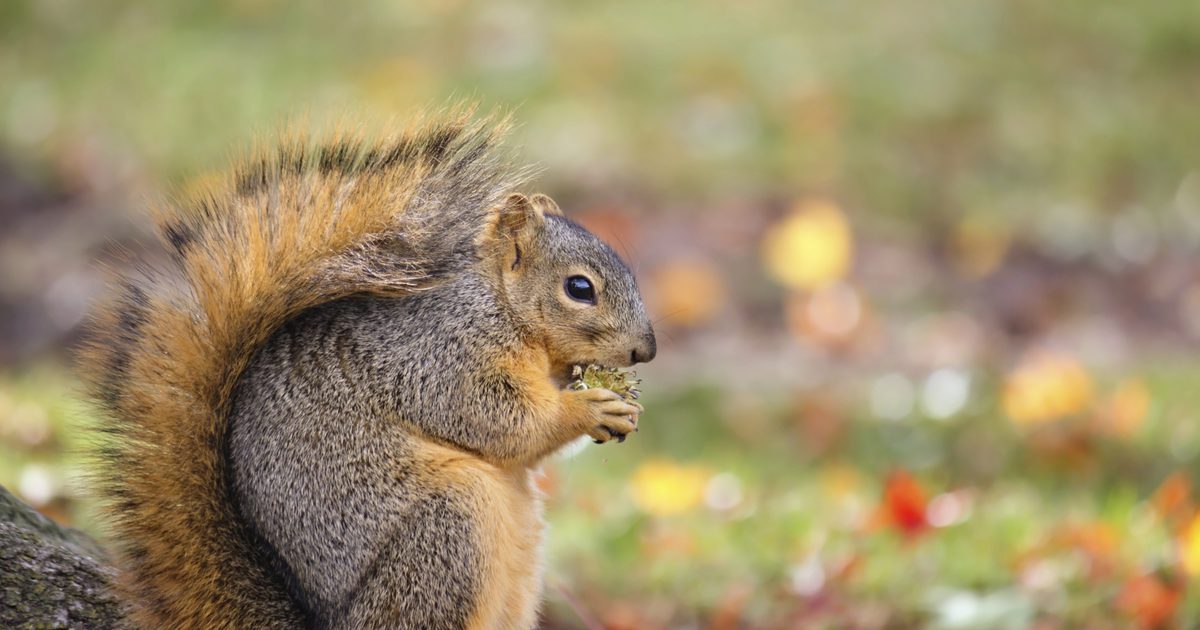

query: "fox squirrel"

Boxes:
[78, 111, 656, 629]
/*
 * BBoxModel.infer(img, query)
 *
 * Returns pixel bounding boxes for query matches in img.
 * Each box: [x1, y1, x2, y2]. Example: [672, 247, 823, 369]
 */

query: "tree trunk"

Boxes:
[0, 485, 126, 629]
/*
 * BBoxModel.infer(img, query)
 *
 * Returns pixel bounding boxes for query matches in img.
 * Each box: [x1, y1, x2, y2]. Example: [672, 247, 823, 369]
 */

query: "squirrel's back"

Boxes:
[79, 112, 525, 628]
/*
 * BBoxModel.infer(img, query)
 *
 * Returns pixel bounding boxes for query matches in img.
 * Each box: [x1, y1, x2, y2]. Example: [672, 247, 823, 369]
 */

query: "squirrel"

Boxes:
[78, 111, 656, 629]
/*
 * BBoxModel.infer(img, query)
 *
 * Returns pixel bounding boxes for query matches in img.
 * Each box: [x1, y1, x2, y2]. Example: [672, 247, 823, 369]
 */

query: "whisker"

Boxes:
[552, 580, 603, 630]
[651, 308, 690, 326]
[612, 230, 641, 276]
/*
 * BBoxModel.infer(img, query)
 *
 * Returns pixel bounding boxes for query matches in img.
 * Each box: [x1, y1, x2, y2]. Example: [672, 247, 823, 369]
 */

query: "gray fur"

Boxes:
[228, 285, 506, 626]
[338, 493, 481, 629]
[229, 207, 655, 627]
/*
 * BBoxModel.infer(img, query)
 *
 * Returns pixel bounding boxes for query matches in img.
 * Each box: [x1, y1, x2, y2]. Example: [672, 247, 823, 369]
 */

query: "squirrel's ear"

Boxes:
[497, 193, 538, 236]
[529, 193, 564, 217]
[484, 193, 543, 272]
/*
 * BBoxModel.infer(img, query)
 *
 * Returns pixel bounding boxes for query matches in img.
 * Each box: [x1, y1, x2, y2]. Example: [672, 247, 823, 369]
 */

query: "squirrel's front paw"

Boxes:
[567, 387, 642, 444]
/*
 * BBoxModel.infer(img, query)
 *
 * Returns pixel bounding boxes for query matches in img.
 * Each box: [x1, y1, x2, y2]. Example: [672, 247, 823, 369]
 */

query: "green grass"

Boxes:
[6, 363, 1198, 627]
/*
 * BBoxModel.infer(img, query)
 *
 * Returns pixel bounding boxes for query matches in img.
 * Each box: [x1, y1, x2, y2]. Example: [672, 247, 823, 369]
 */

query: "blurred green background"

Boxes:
[3, 1, 1200, 628]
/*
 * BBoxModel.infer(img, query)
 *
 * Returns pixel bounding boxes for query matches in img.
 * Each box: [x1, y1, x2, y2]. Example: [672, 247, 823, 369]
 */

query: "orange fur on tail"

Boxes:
[79, 111, 522, 628]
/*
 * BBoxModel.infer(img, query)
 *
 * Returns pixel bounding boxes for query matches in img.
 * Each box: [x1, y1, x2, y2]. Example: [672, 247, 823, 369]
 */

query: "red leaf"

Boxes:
[880, 470, 928, 537]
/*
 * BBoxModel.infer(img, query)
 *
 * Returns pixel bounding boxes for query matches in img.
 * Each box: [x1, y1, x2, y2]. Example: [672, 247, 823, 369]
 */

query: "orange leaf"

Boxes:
[711, 585, 752, 630]
[784, 283, 868, 348]
[1117, 572, 1184, 630]
[1151, 472, 1192, 530]
[1107, 378, 1152, 437]
[647, 260, 726, 328]
[1048, 521, 1121, 579]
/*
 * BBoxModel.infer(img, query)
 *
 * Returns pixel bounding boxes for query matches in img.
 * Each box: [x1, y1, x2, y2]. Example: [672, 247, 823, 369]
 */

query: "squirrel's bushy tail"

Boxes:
[79, 111, 523, 628]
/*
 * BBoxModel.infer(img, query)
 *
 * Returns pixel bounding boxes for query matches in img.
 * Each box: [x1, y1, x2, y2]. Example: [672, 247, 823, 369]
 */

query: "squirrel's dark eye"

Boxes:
[564, 275, 596, 304]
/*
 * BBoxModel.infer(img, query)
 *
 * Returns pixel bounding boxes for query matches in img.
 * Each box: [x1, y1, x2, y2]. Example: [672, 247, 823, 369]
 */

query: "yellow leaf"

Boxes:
[629, 459, 708, 517]
[819, 463, 865, 501]
[1180, 512, 1200, 575]
[762, 200, 852, 290]
[1002, 352, 1094, 425]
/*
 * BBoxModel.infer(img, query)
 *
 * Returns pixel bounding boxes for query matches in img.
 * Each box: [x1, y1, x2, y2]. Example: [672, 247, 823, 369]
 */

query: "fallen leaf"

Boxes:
[762, 200, 852, 290]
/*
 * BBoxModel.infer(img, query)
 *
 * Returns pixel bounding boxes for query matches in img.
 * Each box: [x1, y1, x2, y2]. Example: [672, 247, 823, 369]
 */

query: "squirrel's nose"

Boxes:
[630, 330, 657, 364]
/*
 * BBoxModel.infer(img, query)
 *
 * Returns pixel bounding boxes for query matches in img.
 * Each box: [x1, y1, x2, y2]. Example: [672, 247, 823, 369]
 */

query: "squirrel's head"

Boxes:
[484, 193, 656, 383]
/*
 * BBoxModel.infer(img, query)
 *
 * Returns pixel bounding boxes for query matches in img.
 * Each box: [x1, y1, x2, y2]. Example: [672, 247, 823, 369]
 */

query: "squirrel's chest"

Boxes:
[465, 466, 546, 630]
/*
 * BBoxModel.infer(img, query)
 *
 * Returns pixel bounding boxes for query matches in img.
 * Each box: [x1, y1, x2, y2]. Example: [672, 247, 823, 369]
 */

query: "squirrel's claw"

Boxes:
[573, 387, 639, 444]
